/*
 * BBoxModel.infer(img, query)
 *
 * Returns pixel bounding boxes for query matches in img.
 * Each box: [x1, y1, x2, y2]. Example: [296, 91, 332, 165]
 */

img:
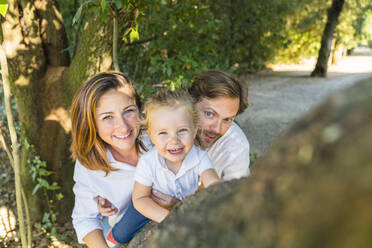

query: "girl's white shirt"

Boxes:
[135, 145, 214, 201]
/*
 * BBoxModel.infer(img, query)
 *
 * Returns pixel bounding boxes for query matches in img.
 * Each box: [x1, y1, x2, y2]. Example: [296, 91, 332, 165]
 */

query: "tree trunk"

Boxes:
[0, 0, 117, 222]
[0, 44, 29, 248]
[331, 38, 344, 65]
[311, 0, 345, 77]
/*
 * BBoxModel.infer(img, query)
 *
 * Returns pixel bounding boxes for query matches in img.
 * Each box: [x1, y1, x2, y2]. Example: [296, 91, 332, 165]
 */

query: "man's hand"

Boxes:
[151, 189, 179, 210]
[97, 196, 118, 216]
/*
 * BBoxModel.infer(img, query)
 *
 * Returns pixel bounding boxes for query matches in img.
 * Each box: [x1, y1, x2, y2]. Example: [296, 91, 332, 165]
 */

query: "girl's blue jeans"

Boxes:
[109, 199, 150, 244]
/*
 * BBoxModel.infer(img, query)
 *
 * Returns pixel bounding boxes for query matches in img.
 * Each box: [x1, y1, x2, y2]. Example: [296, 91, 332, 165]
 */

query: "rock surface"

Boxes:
[128, 76, 372, 248]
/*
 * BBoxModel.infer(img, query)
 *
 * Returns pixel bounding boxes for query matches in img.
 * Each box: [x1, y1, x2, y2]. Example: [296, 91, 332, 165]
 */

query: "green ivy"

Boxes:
[26, 140, 64, 239]
[0, 0, 7, 17]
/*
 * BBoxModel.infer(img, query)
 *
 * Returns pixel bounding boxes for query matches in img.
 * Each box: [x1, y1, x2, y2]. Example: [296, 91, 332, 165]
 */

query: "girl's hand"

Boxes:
[97, 196, 118, 216]
[151, 189, 180, 210]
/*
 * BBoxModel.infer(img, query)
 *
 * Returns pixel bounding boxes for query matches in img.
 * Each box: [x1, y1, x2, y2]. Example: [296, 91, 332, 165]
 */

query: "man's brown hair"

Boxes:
[189, 70, 248, 114]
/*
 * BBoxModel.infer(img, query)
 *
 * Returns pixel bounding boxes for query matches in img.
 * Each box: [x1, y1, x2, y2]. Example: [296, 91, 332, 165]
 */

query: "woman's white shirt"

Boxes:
[71, 150, 136, 243]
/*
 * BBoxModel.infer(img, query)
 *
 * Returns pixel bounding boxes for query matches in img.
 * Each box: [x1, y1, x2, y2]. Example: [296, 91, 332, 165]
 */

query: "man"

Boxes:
[98, 70, 250, 214]
[189, 70, 250, 180]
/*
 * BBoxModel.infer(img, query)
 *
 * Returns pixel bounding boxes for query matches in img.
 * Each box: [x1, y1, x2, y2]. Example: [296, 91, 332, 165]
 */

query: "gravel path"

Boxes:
[236, 48, 372, 157]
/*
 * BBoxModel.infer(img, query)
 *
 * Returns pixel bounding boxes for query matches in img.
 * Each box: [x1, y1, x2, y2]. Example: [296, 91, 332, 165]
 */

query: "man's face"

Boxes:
[196, 96, 240, 149]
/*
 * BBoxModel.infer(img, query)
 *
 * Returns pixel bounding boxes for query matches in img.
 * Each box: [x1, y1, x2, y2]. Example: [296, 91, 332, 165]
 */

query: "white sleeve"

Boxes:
[221, 147, 250, 181]
[198, 151, 215, 175]
[71, 163, 102, 244]
[134, 155, 153, 186]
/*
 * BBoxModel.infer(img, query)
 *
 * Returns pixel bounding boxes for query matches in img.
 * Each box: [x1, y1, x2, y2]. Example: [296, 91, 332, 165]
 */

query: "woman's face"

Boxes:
[95, 87, 140, 155]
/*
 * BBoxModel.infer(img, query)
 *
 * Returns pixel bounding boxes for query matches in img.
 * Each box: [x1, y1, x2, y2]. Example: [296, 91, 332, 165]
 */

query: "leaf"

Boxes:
[101, 0, 106, 11]
[72, 5, 83, 25]
[129, 26, 139, 42]
[31, 171, 37, 182]
[51, 213, 57, 222]
[56, 193, 64, 201]
[38, 168, 52, 177]
[114, 0, 122, 9]
[47, 182, 60, 191]
[39, 178, 49, 188]
[42, 213, 50, 223]
[23, 139, 31, 150]
[51, 226, 57, 236]
[0, 1, 7, 18]
[72, 0, 96, 25]
[32, 184, 41, 195]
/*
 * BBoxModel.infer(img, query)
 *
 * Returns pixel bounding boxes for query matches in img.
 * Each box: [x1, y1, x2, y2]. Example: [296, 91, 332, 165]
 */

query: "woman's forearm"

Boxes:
[82, 229, 109, 248]
[134, 196, 170, 223]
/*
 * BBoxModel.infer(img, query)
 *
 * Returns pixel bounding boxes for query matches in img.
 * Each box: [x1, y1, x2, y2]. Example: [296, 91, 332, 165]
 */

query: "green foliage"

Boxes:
[26, 140, 64, 238]
[273, 0, 330, 63]
[38, 211, 59, 238]
[57, 0, 84, 58]
[351, 1, 372, 47]
[61, 0, 141, 59]
[275, 0, 372, 63]
[57, 0, 371, 95]
[120, 0, 234, 97]
[29, 156, 60, 195]
[0, 84, 20, 134]
[0, 0, 7, 17]
[119, 0, 371, 96]
[249, 152, 258, 169]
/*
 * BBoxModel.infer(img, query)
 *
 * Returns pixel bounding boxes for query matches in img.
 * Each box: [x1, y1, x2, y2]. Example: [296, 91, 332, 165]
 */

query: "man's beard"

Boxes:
[196, 129, 222, 149]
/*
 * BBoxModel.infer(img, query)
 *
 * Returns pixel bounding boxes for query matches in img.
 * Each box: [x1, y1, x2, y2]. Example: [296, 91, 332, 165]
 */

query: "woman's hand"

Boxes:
[83, 229, 109, 248]
[151, 189, 180, 210]
[97, 196, 118, 216]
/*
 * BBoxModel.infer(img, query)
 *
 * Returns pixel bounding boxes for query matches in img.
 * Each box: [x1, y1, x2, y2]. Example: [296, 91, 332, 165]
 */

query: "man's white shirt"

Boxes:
[206, 122, 250, 180]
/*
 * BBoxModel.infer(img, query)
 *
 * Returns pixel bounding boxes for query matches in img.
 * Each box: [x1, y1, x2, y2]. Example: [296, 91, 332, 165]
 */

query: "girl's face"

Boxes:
[148, 106, 197, 168]
[95, 87, 140, 156]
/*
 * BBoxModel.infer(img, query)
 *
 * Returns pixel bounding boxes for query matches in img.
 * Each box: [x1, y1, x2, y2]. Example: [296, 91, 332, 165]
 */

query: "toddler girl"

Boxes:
[106, 89, 220, 246]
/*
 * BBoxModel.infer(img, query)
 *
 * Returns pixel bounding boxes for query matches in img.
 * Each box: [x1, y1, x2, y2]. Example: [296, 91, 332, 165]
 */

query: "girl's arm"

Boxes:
[132, 182, 170, 223]
[201, 168, 221, 188]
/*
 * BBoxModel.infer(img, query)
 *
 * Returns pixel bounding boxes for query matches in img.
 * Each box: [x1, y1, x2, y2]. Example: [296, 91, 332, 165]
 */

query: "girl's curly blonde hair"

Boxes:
[143, 89, 199, 132]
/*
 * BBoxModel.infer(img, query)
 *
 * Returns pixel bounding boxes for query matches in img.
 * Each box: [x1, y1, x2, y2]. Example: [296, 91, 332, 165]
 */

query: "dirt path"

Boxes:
[236, 47, 372, 157]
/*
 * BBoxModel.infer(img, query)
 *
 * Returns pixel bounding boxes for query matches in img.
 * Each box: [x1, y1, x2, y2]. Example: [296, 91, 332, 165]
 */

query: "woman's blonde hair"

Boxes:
[143, 89, 198, 132]
[70, 71, 143, 174]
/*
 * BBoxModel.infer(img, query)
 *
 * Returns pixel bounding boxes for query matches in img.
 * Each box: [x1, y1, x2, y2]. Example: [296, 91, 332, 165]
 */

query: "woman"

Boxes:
[70, 72, 177, 247]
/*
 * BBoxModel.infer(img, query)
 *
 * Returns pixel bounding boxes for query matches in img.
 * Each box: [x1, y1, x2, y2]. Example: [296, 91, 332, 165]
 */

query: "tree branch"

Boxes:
[0, 44, 28, 248]
[113, 9, 120, 71]
[0, 122, 14, 167]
